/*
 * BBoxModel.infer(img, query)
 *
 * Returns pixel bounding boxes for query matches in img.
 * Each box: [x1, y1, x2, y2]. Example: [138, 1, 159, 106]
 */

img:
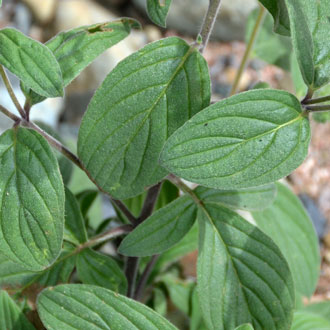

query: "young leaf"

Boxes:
[119, 195, 197, 256]
[161, 89, 310, 190]
[258, 0, 290, 36]
[37, 284, 178, 329]
[0, 128, 64, 271]
[78, 37, 211, 199]
[23, 19, 140, 105]
[291, 311, 330, 330]
[64, 188, 88, 245]
[285, 0, 330, 89]
[75, 189, 98, 218]
[0, 28, 63, 98]
[197, 203, 294, 330]
[0, 290, 35, 330]
[76, 249, 127, 294]
[147, 0, 172, 28]
[252, 183, 320, 298]
[195, 184, 277, 211]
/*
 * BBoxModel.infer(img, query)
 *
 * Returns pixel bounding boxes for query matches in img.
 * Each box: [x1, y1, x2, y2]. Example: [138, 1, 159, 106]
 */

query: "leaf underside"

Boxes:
[78, 37, 210, 199]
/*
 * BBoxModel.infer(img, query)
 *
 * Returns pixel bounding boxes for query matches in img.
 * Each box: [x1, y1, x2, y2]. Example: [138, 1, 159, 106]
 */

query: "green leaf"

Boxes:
[76, 189, 98, 218]
[252, 183, 320, 298]
[291, 53, 308, 98]
[291, 311, 330, 330]
[190, 285, 207, 330]
[195, 184, 277, 211]
[285, 0, 330, 89]
[78, 37, 211, 199]
[235, 325, 254, 330]
[302, 302, 330, 321]
[0, 0, 2, 8]
[247, 9, 292, 70]
[23, 18, 140, 105]
[0, 128, 64, 271]
[153, 288, 167, 316]
[119, 196, 197, 257]
[64, 188, 88, 245]
[76, 249, 127, 294]
[0, 28, 63, 98]
[147, 0, 172, 28]
[161, 89, 310, 190]
[258, 0, 290, 36]
[0, 290, 35, 330]
[197, 203, 294, 330]
[38, 284, 178, 329]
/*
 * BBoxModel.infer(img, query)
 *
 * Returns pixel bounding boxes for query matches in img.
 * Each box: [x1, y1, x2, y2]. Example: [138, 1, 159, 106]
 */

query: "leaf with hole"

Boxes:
[23, 18, 140, 105]
[37, 284, 178, 329]
[195, 184, 277, 211]
[258, 0, 290, 36]
[119, 195, 197, 256]
[78, 37, 210, 199]
[197, 203, 294, 330]
[0, 128, 64, 271]
[0, 290, 35, 330]
[0, 28, 63, 98]
[161, 89, 310, 190]
[147, 0, 172, 27]
[252, 183, 320, 298]
[285, 0, 330, 89]
[76, 249, 127, 294]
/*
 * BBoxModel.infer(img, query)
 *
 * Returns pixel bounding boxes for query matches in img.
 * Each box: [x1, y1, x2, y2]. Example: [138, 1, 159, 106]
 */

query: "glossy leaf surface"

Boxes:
[253, 183, 320, 298]
[195, 184, 277, 211]
[161, 90, 310, 190]
[0, 290, 35, 330]
[78, 37, 210, 199]
[38, 284, 178, 329]
[197, 203, 294, 330]
[0, 128, 64, 271]
[119, 195, 197, 256]
[76, 249, 127, 294]
[147, 0, 172, 27]
[24, 19, 139, 105]
[0, 28, 63, 98]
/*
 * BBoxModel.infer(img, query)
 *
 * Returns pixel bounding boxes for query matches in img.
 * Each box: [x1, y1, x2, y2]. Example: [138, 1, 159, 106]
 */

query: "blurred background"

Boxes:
[0, 0, 329, 321]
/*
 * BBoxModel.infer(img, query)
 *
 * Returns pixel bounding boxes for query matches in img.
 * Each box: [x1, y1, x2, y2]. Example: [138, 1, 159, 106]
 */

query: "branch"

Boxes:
[229, 4, 266, 96]
[305, 105, 330, 112]
[0, 65, 26, 119]
[198, 0, 223, 53]
[303, 95, 330, 105]
[0, 104, 20, 122]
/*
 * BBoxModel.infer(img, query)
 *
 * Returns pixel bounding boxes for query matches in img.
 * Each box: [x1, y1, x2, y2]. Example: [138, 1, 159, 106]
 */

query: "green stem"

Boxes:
[0, 65, 26, 119]
[0, 104, 20, 122]
[230, 4, 266, 96]
[303, 95, 330, 105]
[198, 0, 223, 53]
[305, 105, 330, 112]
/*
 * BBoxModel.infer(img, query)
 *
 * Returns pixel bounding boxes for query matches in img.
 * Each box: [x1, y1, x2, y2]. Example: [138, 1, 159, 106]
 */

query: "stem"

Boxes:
[303, 95, 330, 105]
[134, 255, 159, 301]
[198, 0, 223, 53]
[125, 182, 162, 298]
[0, 65, 26, 119]
[305, 105, 330, 112]
[301, 88, 314, 104]
[229, 4, 266, 96]
[0, 104, 20, 122]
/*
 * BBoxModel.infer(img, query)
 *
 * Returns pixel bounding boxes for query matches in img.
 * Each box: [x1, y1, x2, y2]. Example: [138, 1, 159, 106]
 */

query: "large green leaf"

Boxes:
[119, 195, 197, 256]
[76, 249, 127, 294]
[252, 183, 320, 298]
[0, 290, 35, 330]
[285, 0, 330, 89]
[23, 19, 140, 105]
[0, 28, 63, 98]
[195, 184, 277, 211]
[78, 37, 211, 199]
[147, 0, 172, 27]
[291, 311, 330, 330]
[258, 0, 290, 36]
[38, 284, 178, 329]
[161, 89, 310, 190]
[302, 302, 330, 322]
[0, 128, 64, 271]
[64, 188, 88, 245]
[197, 203, 294, 330]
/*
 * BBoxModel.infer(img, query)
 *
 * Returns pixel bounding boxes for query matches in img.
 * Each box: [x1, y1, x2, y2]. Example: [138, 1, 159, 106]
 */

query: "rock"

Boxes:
[22, 0, 56, 24]
[134, 0, 258, 41]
